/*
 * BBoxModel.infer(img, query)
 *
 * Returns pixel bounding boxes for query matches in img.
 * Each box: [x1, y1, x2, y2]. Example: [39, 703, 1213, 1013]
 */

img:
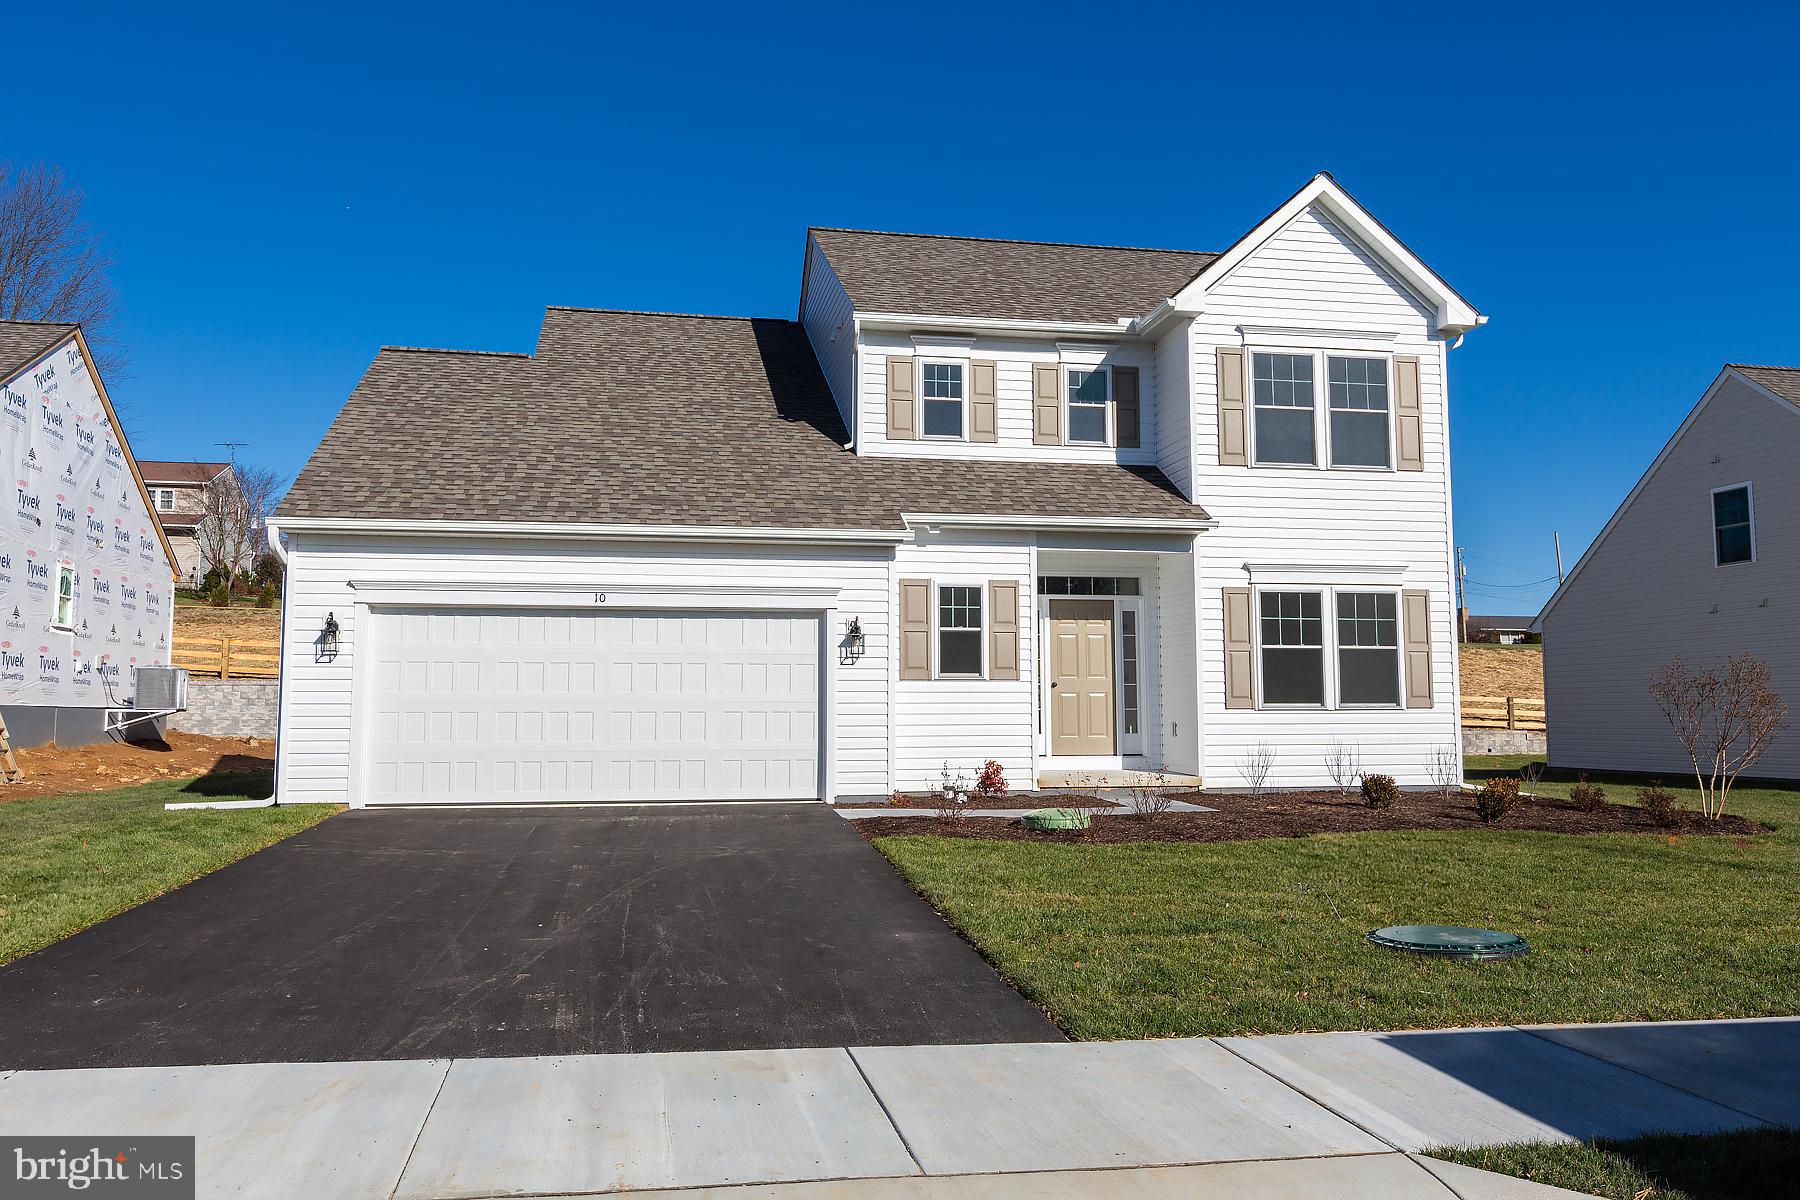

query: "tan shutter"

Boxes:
[1032, 363, 1062, 445]
[899, 578, 932, 680]
[1402, 589, 1434, 707]
[1223, 587, 1255, 709]
[887, 356, 917, 441]
[1394, 355, 1423, 471]
[988, 580, 1019, 680]
[1217, 347, 1247, 466]
[970, 359, 998, 443]
[1114, 366, 1140, 448]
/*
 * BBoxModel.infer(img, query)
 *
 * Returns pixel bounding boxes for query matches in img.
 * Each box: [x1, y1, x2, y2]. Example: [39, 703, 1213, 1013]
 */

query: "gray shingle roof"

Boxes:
[278, 309, 1203, 531]
[1732, 364, 1800, 407]
[809, 229, 1217, 325]
[0, 320, 76, 379]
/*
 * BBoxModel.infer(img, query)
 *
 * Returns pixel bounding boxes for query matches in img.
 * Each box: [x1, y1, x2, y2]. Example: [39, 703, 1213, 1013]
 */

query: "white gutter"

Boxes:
[902, 512, 1217, 534]
[270, 517, 914, 546]
[857, 311, 1138, 339]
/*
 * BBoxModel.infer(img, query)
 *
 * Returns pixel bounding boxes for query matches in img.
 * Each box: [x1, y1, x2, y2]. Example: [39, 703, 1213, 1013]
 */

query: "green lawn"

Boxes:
[0, 771, 334, 965]
[1428, 1128, 1800, 1200]
[872, 758, 1800, 1038]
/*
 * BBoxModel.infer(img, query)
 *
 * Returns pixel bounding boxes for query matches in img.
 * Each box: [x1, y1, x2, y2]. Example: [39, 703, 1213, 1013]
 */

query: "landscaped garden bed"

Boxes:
[837, 795, 1120, 810]
[850, 786, 1767, 844]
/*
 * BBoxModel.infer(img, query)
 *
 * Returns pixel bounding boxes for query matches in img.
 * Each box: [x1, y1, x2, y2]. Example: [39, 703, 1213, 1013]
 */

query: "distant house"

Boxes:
[0, 321, 178, 748]
[1464, 614, 1536, 645]
[137, 460, 234, 585]
[1539, 364, 1798, 779]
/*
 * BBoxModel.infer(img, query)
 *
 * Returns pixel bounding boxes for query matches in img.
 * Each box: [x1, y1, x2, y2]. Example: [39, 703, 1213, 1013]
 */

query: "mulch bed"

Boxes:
[838, 796, 1119, 810]
[851, 789, 1768, 844]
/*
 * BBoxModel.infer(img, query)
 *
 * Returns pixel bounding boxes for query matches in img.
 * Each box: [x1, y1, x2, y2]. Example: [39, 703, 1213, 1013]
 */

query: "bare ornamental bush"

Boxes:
[935, 763, 972, 820]
[1238, 741, 1276, 798]
[1427, 744, 1462, 802]
[1324, 739, 1362, 796]
[1649, 654, 1790, 820]
[1125, 766, 1179, 817]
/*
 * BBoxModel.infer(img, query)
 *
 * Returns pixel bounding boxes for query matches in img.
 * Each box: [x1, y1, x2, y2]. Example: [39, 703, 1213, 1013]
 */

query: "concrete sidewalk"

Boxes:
[0, 1018, 1788, 1198]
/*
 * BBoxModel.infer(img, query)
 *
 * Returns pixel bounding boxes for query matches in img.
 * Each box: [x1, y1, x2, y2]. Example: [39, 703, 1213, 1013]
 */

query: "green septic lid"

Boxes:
[1367, 925, 1530, 961]
[1023, 808, 1093, 831]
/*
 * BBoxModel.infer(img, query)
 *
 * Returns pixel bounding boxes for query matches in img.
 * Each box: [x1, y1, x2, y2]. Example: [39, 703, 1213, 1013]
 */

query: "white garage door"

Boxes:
[364, 607, 822, 805]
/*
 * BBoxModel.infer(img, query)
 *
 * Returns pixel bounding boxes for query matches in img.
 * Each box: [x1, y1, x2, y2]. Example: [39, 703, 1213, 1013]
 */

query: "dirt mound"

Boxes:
[2, 732, 274, 802]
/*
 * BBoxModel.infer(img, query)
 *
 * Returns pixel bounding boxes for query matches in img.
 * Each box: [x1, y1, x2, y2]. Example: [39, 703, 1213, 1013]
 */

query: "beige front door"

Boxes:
[1049, 599, 1115, 756]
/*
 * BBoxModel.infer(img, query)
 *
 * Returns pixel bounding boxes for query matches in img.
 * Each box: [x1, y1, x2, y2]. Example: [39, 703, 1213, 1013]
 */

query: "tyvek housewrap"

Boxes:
[1, 337, 174, 708]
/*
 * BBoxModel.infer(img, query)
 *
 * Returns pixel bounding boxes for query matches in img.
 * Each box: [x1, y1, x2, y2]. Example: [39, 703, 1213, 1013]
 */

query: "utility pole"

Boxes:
[1553, 530, 1565, 584]
[1455, 545, 1468, 643]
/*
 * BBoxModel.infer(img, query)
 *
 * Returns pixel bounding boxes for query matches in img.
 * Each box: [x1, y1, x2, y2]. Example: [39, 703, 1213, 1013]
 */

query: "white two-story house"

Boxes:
[271, 174, 1483, 806]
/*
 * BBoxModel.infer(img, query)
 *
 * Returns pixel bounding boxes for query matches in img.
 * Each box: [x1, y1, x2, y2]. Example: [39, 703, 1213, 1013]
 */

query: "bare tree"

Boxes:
[1649, 654, 1789, 819]
[1324, 739, 1362, 796]
[1238, 741, 1276, 798]
[195, 463, 283, 602]
[0, 163, 122, 375]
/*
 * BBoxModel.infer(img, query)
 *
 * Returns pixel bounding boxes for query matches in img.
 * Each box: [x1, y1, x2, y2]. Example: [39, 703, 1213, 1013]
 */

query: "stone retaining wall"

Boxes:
[1462, 728, 1547, 756]
[169, 680, 279, 739]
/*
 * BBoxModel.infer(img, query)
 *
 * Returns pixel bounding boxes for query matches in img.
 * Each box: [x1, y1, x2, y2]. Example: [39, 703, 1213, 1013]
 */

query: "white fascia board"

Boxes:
[903, 512, 1217, 534]
[857, 311, 1138, 339]
[1169, 174, 1485, 337]
[270, 516, 912, 546]
[1537, 366, 1800, 624]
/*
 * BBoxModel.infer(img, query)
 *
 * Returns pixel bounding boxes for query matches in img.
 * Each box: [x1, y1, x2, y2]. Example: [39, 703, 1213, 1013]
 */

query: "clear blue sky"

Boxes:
[10, 3, 1797, 613]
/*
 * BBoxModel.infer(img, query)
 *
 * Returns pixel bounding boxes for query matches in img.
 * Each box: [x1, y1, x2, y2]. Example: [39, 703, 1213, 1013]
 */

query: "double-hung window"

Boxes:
[1327, 356, 1390, 467]
[153, 488, 175, 512]
[921, 361, 965, 439]
[1259, 590, 1324, 704]
[53, 564, 76, 630]
[1251, 350, 1397, 469]
[937, 585, 983, 677]
[1252, 353, 1316, 465]
[1335, 591, 1400, 705]
[1713, 484, 1754, 565]
[1066, 367, 1110, 445]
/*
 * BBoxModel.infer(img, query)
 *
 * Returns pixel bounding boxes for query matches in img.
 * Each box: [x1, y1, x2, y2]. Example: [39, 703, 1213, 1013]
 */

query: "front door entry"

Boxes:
[1049, 599, 1115, 755]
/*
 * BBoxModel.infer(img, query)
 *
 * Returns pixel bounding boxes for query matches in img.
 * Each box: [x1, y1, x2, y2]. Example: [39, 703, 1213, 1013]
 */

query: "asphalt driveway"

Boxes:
[0, 804, 1060, 1069]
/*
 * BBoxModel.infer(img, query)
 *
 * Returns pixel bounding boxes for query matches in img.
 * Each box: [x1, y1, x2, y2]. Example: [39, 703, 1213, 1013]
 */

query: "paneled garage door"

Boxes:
[364, 607, 822, 805]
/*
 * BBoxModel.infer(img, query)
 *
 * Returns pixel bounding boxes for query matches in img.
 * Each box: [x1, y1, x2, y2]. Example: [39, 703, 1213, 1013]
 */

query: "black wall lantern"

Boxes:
[840, 616, 865, 665]
[317, 612, 340, 662]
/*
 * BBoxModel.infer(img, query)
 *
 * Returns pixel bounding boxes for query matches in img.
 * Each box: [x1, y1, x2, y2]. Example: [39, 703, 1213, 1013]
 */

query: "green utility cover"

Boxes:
[1023, 808, 1093, 831]
[1367, 924, 1530, 961]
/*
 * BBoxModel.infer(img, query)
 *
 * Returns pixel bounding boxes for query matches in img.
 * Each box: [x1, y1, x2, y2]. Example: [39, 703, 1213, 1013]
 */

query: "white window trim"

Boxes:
[933, 579, 987, 680]
[1711, 481, 1756, 567]
[52, 562, 77, 631]
[917, 357, 970, 442]
[1063, 364, 1113, 447]
[154, 488, 175, 512]
[1245, 347, 1397, 472]
[1252, 585, 1404, 711]
[1116, 595, 1144, 753]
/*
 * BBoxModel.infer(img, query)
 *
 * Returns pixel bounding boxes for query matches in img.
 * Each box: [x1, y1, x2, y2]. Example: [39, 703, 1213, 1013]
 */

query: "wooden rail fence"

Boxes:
[1461, 694, 1546, 731]
[172, 636, 280, 679]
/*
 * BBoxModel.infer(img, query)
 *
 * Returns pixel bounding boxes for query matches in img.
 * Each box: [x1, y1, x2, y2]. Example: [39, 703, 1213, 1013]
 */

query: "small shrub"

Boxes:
[255, 582, 277, 609]
[935, 763, 971, 820]
[1124, 766, 1178, 817]
[887, 789, 909, 807]
[1474, 776, 1523, 824]
[207, 580, 232, 608]
[973, 759, 1008, 802]
[1637, 781, 1685, 828]
[1360, 773, 1399, 809]
[1569, 774, 1607, 812]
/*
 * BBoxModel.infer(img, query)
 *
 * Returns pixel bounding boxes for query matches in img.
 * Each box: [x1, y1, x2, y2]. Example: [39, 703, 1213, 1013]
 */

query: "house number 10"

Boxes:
[593, 592, 607, 604]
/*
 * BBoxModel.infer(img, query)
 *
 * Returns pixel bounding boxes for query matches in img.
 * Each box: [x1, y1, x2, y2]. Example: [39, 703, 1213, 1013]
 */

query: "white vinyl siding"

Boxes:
[275, 536, 895, 805]
[1154, 322, 1196, 500]
[893, 531, 1035, 788]
[800, 237, 857, 433]
[858, 332, 1158, 465]
[1544, 372, 1800, 779]
[1188, 203, 1460, 787]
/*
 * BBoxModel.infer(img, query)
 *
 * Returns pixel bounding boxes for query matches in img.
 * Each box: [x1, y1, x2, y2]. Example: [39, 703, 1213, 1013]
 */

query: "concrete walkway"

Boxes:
[1, 1018, 1788, 1198]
